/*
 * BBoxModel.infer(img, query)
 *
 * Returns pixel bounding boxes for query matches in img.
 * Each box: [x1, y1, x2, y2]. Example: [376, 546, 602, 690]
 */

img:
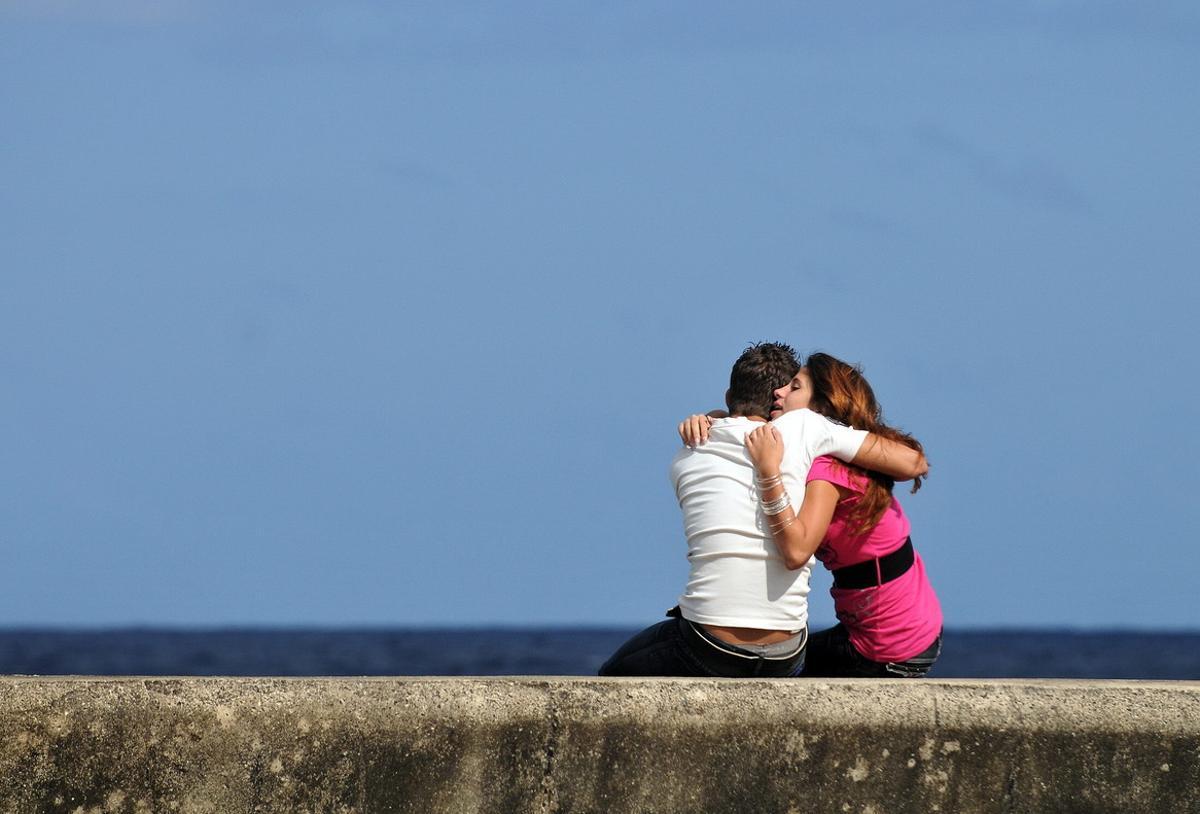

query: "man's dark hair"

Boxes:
[726, 341, 801, 418]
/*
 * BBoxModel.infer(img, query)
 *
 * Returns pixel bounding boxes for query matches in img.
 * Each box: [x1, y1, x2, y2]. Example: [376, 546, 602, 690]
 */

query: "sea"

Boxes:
[1, 628, 1198, 679]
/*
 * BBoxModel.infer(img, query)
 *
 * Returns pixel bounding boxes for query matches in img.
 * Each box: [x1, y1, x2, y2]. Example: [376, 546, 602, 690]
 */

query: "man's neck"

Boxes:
[728, 413, 768, 423]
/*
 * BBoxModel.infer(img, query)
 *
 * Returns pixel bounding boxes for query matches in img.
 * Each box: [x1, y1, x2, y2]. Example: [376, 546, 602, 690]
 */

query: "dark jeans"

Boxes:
[599, 611, 806, 678]
[801, 623, 942, 678]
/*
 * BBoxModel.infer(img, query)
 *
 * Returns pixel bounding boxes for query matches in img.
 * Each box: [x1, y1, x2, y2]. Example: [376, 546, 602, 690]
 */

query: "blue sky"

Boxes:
[2, 2, 1197, 628]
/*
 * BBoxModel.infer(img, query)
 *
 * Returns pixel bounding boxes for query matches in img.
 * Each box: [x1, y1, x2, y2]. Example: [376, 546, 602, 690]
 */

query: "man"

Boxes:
[599, 342, 927, 677]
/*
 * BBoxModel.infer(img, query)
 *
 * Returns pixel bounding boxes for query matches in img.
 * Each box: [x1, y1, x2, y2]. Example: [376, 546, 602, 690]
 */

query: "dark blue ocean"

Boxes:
[1, 628, 1197, 678]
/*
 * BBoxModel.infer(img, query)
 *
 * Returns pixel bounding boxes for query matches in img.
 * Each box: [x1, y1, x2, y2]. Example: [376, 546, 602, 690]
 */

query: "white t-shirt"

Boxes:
[670, 409, 869, 630]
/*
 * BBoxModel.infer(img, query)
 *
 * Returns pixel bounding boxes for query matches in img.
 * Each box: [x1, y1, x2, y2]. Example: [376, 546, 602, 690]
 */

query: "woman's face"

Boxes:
[771, 369, 813, 418]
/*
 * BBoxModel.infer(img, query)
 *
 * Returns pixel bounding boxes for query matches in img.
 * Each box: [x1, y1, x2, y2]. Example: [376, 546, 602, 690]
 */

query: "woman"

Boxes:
[744, 352, 942, 677]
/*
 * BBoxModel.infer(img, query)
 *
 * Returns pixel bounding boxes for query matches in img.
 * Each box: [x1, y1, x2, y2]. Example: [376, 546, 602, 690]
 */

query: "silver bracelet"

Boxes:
[769, 514, 796, 531]
[761, 493, 792, 516]
[756, 473, 783, 488]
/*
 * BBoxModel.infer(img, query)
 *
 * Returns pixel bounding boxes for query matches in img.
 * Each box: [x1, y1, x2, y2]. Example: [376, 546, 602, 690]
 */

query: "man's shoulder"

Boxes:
[772, 409, 867, 465]
[670, 430, 745, 465]
[711, 416, 754, 429]
[707, 417, 754, 439]
[772, 408, 833, 432]
[670, 424, 753, 477]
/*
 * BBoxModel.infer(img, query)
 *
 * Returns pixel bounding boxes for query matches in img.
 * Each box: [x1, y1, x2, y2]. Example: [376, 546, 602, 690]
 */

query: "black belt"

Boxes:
[831, 537, 914, 590]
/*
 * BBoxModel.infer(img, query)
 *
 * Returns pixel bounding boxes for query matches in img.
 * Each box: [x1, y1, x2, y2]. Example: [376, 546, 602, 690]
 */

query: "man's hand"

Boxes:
[745, 425, 785, 476]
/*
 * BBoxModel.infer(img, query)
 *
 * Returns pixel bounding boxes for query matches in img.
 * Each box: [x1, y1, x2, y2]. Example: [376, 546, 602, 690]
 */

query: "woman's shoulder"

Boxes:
[807, 455, 865, 491]
[809, 454, 839, 470]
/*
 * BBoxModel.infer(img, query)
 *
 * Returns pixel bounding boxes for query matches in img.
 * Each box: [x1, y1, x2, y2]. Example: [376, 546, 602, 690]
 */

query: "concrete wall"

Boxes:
[1, 677, 1197, 814]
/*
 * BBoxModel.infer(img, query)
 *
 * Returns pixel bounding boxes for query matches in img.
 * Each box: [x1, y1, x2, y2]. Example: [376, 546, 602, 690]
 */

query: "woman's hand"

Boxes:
[745, 424, 785, 475]
[678, 414, 714, 447]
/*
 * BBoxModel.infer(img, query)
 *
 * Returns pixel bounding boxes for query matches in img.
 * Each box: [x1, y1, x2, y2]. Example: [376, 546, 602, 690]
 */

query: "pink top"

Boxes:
[807, 455, 943, 662]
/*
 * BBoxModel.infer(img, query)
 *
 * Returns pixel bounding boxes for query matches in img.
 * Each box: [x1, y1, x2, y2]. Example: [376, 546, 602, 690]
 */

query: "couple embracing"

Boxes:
[600, 342, 942, 679]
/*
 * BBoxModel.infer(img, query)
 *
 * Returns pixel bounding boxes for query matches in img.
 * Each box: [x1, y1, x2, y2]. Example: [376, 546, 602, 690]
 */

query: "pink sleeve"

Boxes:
[806, 455, 864, 493]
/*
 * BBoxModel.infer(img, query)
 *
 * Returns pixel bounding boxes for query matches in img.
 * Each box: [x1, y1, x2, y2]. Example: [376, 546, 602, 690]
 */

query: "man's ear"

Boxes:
[724, 388, 733, 412]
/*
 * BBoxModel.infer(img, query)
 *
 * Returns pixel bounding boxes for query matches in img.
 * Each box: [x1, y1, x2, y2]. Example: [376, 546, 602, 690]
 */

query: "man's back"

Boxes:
[671, 410, 868, 632]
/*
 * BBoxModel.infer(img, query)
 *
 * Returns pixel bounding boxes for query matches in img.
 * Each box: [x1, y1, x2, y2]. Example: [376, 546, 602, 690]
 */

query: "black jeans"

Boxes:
[599, 611, 806, 678]
[801, 623, 942, 678]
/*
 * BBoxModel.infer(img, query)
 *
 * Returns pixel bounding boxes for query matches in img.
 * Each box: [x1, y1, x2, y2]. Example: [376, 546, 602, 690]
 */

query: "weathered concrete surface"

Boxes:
[1, 677, 1197, 814]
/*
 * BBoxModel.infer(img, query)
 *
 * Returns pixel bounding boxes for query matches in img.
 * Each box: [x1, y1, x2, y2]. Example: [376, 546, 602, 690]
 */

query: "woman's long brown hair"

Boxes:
[805, 352, 925, 537]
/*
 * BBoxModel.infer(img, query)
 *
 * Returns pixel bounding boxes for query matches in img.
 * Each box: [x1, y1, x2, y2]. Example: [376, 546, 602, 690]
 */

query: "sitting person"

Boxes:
[743, 352, 942, 677]
[599, 343, 927, 678]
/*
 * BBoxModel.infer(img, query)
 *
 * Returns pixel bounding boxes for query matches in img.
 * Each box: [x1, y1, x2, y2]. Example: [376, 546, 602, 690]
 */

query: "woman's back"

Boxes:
[807, 454, 942, 663]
